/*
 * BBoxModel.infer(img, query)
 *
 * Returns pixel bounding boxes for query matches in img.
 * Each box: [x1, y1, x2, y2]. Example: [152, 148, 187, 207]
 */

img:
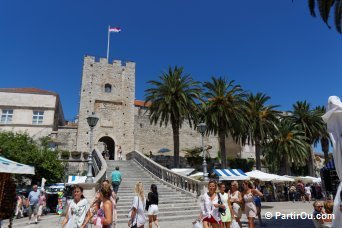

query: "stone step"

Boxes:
[116, 210, 200, 221]
[116, 203, 199, 211]
[117, 199, 198, 205]
[116, 214, 199, 224]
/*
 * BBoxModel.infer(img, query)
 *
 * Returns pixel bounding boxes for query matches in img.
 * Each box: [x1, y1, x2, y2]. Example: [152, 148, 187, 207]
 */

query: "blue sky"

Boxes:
[1, 1, 341, 126]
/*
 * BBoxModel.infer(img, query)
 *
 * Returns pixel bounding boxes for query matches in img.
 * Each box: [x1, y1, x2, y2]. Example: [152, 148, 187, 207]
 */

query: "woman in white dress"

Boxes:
[229, 181, 243, 228]
[128, 182, 146, 228]
[62, 185, 91, 228]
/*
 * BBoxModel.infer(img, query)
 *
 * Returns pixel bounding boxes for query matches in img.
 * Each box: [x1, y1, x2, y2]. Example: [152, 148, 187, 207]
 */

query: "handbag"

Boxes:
[217, 193, 226, 215]
[193, 219, 203, 228]
[230, 219, 240, 228]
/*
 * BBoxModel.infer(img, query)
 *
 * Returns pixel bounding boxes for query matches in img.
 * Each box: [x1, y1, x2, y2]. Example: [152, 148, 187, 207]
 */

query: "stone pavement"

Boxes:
[1, 201, 316, 227]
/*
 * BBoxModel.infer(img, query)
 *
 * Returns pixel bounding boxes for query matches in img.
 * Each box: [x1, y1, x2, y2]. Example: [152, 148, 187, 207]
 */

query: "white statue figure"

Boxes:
[322, 96, 342, 227]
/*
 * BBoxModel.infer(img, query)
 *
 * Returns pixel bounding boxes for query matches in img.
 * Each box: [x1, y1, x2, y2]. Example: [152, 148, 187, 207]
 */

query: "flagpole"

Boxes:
[107, 25, 110, 62]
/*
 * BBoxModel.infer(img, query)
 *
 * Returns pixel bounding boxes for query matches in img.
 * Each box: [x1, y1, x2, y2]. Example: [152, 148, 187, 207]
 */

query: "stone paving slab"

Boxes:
[1, 201, 316, 227]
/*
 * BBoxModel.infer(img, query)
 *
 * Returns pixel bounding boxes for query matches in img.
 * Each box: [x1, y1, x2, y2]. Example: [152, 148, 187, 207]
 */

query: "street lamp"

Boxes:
[85, 112, 99, 183]
[197, 122, 209, 181]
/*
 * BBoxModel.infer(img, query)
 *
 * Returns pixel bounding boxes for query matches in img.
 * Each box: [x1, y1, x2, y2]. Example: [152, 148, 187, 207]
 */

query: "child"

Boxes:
[92, 200, 104, 228]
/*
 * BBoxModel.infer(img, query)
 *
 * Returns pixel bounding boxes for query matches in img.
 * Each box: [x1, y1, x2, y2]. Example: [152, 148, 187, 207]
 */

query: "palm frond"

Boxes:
[309, 0, 317, 17]
[318, 0, 335, 28]
[335, 0, 342, 33]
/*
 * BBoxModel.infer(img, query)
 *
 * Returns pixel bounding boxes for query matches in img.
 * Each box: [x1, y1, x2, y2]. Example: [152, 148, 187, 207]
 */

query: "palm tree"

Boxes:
[264, 118, 309, 175]
[288, 101, 324, 176]
[202, 77, 246, 168]
[314, 106, 331, 164]
[145, 66, 201, 168]
[307, 0, 342, 34]
[243, 93, 281, 170]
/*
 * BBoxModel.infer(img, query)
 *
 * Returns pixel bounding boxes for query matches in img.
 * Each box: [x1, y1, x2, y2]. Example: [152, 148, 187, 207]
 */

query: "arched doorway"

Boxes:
[98, 136, 115, 160]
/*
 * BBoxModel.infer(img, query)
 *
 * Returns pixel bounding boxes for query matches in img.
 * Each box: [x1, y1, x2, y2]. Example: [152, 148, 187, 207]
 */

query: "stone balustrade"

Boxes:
[127, 150, 206, 197]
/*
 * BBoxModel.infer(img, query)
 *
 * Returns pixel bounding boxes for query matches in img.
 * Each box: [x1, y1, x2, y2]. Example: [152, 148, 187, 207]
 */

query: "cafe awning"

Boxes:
[213, 169, 250, 180]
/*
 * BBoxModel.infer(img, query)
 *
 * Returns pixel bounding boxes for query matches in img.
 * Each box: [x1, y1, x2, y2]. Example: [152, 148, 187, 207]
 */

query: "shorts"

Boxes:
[28, 204, 38, 216]
[147, 204, 159, 215]
[203, 216, 222, 225]
[112, 182, 120, 194]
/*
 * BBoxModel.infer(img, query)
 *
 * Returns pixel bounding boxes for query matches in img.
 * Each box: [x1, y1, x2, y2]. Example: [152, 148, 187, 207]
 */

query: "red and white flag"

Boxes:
[109, 27, 121, 33]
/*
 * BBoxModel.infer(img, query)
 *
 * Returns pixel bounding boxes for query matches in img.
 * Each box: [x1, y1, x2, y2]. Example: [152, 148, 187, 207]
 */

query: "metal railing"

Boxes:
[92, 148, 107, 184]
[127, 150, 204, 197]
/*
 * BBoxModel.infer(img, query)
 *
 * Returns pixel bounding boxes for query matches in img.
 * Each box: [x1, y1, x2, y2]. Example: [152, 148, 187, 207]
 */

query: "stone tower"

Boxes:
[76, 56, 136, 160]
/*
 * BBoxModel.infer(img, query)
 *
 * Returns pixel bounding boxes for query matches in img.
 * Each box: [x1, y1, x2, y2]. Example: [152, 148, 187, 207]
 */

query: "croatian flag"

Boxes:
[109, 27, 121, 33]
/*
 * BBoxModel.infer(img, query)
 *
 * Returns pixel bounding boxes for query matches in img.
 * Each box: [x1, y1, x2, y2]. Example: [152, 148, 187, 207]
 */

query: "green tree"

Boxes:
[243, 92, 280, 170]
[145, 66, 202, 168]
[307, 0, 342, 34]
[313, 106, 331, 164]
[288, 101, 324, 176]
[0, 132, 64, 183]
[202, 77, 246, 168]
[265, 118, 310, 175]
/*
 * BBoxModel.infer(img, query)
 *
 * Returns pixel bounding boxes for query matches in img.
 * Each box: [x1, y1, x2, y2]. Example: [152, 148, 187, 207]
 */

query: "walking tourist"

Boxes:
[199, 180, 222, 228]
[323, 200, 334, 227]
[242, 180, 263, 228]
[296, 180, 305, 202]
[15, 195, 23, 219]
[117, 146, 123, 160]
[305, 184, 312, 202]
[98, 183, 114, 227]
[27, 184, 40, 224]
[61, 185, 90, 228]
[312, 200, 325, 228]
[146, 184, 159, 228]
[289, 185, 296, 202]
[218, 183, 233, 228]
[253, 180, 262, 225]
[111, 166, 122, 194]
[128, 182, 146, 228]
[37, 190, 46, 220]
[229, 181, 242, 228]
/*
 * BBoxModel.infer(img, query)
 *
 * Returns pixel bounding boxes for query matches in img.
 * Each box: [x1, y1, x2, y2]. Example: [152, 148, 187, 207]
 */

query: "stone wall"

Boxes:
[76, 56, 136, 159]
[134, 106, 220, 158]
[56, 127, 78, 152]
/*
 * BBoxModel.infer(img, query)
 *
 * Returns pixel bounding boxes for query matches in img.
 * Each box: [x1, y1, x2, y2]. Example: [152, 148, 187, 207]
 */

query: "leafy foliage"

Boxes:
[242, 92, 280, 170]
[145, 66, 202, 167]
[202, 77, 246, 168]
[306, 0, 342, 34]
[0, 131, 64, 184]
[227, 158, 255, 172]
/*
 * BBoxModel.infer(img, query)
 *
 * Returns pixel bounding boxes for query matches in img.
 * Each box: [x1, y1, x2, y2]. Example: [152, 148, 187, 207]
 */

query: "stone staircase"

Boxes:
[106, 160, 200, 224]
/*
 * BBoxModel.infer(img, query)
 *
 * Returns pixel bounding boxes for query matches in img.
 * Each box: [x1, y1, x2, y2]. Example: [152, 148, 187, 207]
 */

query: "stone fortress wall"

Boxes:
[56, 56, 251, 161]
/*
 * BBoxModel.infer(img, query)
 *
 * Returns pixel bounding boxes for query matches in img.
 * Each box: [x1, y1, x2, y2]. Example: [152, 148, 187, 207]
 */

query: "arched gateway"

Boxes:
[98, 136, 115, 160]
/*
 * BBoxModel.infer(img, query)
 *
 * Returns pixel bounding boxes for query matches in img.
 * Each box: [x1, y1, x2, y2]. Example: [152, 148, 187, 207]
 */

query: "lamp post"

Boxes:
[197, 122, 209, 181]
[85, 113, 99, 183]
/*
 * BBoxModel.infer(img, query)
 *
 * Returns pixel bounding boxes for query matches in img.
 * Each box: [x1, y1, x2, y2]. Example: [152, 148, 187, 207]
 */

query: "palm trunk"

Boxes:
[280, 153, 291, 175]
[255, 141, 261, 170]
[321, 137, 329, 164]
[172, 121, 180, 168]
[219, 128, 227, 168]
[307, 145, 315, 176]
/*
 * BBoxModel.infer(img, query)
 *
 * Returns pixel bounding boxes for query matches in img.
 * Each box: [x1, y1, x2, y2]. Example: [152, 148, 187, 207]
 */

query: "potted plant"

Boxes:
[71, 151, 82, 159]
[83, 152, 90, 160]
[60, 150, 70, 160]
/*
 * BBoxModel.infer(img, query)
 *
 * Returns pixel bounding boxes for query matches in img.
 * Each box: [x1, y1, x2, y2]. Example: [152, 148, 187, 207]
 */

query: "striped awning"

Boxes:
[213, 169, 250, 181]
[0, 156, 35, 175]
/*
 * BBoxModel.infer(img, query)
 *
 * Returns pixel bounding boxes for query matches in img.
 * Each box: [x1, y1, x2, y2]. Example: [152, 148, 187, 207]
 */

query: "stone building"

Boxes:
[0, 56, 253, 165]
[55, 55, 248, 161]
[0, 88, 65, 139]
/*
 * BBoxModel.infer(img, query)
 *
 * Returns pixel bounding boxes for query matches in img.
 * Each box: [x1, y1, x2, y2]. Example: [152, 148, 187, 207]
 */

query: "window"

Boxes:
[1, 109, 13, 123]
[32, 111, 44, 124]
[105, 84, 112, 93]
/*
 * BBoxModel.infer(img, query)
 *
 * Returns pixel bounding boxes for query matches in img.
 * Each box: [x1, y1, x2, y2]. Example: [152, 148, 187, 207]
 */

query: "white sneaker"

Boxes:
[28, 221, 31, 225]
[35, 218, 38, 224]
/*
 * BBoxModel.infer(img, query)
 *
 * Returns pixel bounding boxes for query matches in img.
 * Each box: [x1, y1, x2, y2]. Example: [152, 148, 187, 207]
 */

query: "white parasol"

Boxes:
[0, 156, 35, 175]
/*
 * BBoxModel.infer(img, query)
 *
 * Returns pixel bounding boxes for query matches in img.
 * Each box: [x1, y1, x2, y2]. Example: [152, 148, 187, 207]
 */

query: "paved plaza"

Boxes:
[1, 201, 316, 228]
